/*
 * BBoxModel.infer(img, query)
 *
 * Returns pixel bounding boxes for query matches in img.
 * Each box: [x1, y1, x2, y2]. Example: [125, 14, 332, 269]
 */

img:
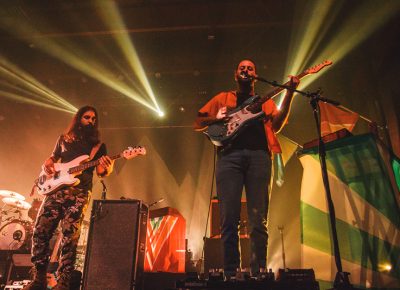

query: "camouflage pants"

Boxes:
[31, 187, 90, 277]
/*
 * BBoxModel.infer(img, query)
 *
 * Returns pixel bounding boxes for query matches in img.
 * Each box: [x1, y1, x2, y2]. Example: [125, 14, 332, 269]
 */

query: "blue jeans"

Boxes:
[216, 149, 271, 274]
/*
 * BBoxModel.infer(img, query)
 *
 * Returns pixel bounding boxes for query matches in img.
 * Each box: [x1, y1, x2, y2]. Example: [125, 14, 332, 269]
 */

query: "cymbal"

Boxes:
[2, 197, 31, 210]
[0, 190, 25, 201]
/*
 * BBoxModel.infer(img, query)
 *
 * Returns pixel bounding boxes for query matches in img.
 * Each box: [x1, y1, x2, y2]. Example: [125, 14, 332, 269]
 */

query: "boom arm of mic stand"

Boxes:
[256, 76, 341, 107]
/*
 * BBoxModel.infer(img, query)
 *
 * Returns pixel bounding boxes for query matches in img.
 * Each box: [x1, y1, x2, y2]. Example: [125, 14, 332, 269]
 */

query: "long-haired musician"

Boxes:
[24, 105, 114, 290]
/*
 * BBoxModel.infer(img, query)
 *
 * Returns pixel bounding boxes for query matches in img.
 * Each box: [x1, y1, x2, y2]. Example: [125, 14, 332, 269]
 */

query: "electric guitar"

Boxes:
[201, 60, 333, 147]
[35, 146, 146, 195]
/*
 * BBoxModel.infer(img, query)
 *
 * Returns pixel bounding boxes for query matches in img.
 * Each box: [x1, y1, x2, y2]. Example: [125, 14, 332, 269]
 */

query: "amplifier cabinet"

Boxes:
[82, 200, 148, 290]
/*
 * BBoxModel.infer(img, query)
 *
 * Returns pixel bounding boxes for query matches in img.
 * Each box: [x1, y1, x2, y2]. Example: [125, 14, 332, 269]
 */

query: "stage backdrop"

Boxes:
[299, 134, 400, 290]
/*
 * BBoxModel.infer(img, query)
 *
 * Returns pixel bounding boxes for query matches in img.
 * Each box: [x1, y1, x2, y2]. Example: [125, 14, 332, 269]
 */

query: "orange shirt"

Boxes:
[198, 91, 282, 153]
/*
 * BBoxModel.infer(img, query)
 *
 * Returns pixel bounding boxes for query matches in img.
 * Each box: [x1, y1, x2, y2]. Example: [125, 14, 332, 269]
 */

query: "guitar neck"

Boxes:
[69, 154, 121, 174]
[258, 70, 309, 104]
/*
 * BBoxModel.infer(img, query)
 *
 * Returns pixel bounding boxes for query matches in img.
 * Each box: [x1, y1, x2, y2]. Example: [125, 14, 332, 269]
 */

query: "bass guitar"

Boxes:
[35, 146, 146, 195]
[201, 60, 333, 147]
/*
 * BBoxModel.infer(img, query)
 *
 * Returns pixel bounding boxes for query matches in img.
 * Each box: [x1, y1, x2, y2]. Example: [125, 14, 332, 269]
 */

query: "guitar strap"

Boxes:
[89, 142, 103, 160]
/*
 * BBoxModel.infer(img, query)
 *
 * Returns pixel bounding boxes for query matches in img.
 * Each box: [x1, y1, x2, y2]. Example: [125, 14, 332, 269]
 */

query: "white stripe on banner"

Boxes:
[301, 245, 400, 288]
[299, 155, 400, 248]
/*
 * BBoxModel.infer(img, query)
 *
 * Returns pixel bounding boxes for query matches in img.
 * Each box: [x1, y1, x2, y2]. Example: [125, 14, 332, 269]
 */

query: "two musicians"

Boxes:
[25, 59, 299, 288]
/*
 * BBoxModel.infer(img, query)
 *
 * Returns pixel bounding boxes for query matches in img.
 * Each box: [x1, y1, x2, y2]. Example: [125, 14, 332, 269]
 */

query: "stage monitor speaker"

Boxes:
[6, 254, 32, 283]
[82, 200, 148, 290]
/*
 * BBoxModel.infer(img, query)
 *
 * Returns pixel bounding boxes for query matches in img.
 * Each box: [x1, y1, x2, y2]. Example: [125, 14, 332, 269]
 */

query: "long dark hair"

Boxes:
[63, 105, 100, 145]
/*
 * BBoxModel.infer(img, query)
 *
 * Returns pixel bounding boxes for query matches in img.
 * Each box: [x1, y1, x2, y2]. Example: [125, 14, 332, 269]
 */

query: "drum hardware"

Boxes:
[0, 190, 26, 201]
[1, 208, 23, 226]
[27, 198, 42, 221]
[0, 220, 33, 251]
[0, 191, 26, 228]
[2, 197, 32, 210]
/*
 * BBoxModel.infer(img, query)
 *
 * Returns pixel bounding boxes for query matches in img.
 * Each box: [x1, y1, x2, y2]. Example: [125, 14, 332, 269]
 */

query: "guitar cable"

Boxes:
[200, 145, 218, 272]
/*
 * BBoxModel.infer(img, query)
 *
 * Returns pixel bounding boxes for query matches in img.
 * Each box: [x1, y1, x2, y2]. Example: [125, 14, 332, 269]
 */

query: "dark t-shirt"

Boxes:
[51, 135, 107, 192]
[230, 92, 268, 151]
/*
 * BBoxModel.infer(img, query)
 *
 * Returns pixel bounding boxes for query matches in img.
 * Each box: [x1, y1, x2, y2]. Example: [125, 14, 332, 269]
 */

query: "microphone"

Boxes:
[240, 71, 248, 78]
[239, 71, 253, 80]
[149, 198, 165, 208]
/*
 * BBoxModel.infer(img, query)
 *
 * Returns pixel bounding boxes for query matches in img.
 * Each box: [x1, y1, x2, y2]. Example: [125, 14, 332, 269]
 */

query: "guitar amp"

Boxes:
[210, 199, 248, 237]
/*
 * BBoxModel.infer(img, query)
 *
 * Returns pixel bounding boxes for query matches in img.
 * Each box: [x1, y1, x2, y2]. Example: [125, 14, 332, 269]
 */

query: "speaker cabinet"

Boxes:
[82, 200, 148, 290]
[204, 238, 250, 274]
[210, 199, 248, 237]
[6, 254, 32, 283]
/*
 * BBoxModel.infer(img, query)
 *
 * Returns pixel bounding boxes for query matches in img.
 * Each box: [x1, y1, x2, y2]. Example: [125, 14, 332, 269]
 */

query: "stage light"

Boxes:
[0, 56, 77, 113]
[311, 1, 400, 79]
[0, 90, 76, 113]
[96, 0, 164, 116]
[384, 264, 392, 271]
[158, 111, 165, 117]
[276, 1, 400, 108]
[0, 6, 160, 114]
[285, 1, 339, 78]
[380, 263, 392, 272]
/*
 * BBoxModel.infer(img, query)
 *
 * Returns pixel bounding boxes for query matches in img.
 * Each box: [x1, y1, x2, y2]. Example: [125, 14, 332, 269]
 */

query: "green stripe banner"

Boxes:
[299, 134, 400, 290]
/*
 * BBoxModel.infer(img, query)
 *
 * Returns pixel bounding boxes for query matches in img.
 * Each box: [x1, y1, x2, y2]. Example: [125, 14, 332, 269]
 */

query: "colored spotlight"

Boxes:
[383, 264, 392, 271]
[96, 0, 164, 115]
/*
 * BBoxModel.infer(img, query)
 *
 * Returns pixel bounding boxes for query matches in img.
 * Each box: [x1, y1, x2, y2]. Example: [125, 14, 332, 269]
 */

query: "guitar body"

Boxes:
[204, 95, 265, 147]
[35, 146, 147, 196]
[36, 155, 89, 195]
[201, 60, 333, 147]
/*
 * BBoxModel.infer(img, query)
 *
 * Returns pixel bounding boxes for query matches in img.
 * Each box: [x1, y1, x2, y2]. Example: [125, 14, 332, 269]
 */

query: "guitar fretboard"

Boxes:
[68, 153, 122, 174]
[255, 70, 309, 106]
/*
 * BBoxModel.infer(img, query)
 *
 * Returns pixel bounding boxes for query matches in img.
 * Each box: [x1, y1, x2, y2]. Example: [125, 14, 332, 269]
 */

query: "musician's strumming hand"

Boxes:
[97, 155, 114, 177]
[42, 157, 56, 176]
[216, 106, 228, 119]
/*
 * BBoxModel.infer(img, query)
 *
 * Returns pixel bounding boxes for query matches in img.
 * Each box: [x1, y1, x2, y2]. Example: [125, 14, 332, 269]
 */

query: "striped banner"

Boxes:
[144, 208, 186, 273]
[298, 134, 400, 290]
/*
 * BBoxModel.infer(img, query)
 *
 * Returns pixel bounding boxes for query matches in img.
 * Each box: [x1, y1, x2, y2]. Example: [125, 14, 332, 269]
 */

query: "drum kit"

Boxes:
[0, 190, 39, 251]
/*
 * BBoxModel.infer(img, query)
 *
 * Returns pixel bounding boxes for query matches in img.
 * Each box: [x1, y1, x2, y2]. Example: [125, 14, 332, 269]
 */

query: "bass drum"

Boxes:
[0, 220, 32, 251]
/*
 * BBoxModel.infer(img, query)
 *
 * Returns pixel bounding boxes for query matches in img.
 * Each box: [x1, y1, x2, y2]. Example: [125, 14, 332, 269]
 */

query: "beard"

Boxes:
[78, 124, 98, 144]
[81, 123, 95, 135]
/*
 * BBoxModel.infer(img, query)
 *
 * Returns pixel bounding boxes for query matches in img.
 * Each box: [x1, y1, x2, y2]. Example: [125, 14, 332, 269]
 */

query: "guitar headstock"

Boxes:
[306, 60, 333, 74]
[122, 146, 147, 160]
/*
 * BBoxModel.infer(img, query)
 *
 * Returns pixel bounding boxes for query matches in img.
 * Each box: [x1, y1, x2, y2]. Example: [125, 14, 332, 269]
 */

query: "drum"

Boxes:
[28, 198, 43, 221]
[0, 220, 32, 251]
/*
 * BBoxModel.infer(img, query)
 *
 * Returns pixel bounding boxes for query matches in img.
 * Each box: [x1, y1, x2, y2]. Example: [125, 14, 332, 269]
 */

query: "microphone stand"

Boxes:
[277, 226, 286, 270]
[148, 198, 164, 208]
[92, 180, 107, 221]
[100, 180, 107, 200]
[257, 76, 355, 290]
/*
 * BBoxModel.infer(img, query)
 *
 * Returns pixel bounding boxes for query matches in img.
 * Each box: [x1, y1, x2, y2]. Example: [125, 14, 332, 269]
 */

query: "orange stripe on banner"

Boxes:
[319, 102, 359, 136]
[152, 217, 178, 261]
